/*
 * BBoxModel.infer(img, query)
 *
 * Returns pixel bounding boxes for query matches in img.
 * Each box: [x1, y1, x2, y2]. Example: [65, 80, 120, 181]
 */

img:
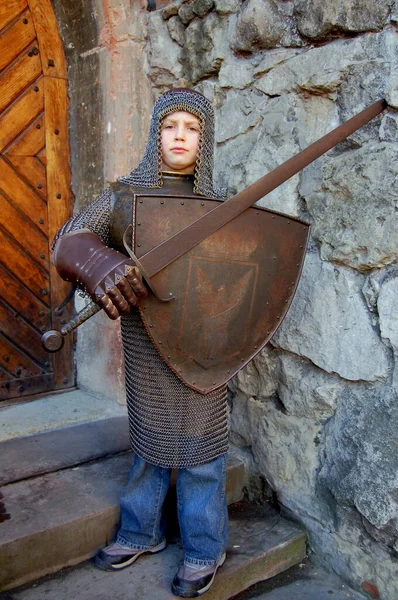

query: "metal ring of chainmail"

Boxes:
[52, 88, 229, 468]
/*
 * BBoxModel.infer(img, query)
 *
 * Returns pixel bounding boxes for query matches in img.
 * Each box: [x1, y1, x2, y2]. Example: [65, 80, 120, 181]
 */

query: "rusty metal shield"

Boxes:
[133, 193, 309, 394]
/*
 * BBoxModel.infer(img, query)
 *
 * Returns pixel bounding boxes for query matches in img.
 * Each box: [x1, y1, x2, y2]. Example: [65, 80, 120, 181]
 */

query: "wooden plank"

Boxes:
[0, 263, 50, 332]
[0, 301, 49, 365]
[0, 192, 48, 263]
[0, 79, 43, 151]
[0, 369, 9, 382]
[44, 76, 74, 388]
[27, 0, 66, 78]
[0, 228, 50, 304]
[0, 9, 35, 73]
[0, 373, 55, 401]
[6, 113, 44, 156]
[0, 335, 42, 378]
[37, 148, 46, 165]
[7, 156, 47, 199]
[0, 0, 27, 33]
[0, 50, 41, 114]
[0, 157, 47, 232]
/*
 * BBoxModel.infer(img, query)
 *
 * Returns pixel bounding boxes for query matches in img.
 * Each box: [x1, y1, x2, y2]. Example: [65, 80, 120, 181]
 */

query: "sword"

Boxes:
[41, 99, 387, 352]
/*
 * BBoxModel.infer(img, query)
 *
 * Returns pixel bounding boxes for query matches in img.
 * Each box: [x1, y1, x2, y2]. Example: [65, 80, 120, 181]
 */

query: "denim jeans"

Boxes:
[116, 453, 229, 566]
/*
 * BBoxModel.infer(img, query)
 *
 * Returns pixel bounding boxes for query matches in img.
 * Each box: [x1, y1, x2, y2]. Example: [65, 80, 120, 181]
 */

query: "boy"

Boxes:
[52, 89, 229, 598]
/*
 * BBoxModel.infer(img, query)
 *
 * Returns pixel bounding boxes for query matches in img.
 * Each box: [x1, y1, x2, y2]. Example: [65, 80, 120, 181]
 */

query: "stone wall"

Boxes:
[145, 1, 398, 598]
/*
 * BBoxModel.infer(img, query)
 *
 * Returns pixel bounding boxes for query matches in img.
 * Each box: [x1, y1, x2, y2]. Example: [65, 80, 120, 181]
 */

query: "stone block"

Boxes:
[214, 0, 240, 14]
[218, 54, 254, 89]
[380, 112, 398, 142]
[272, 252, 390, 382]
[193, 0, 214, 18]
[178, 2, 195, 24]
[147, 11, 186, 87]
[167, 15, 186, 45]
[378, 275, 398, 354]
[232, 0, 286, 52]
[305, 143, 398, 270]
[294, 0, 391, 41]
[162, 0, 185, 20]
[183, 12, 229, 83]
[319, 386, 398, 529]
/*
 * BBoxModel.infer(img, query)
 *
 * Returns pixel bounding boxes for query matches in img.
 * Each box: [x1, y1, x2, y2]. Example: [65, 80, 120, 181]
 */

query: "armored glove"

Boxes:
[52, 229, 147, 320]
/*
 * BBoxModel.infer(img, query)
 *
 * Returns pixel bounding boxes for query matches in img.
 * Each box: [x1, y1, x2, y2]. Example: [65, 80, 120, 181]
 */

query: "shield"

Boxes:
[133, 193, 309, 394]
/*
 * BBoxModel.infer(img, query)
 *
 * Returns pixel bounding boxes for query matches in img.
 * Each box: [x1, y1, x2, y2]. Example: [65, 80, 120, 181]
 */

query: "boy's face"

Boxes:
[161, 111, 200, 174]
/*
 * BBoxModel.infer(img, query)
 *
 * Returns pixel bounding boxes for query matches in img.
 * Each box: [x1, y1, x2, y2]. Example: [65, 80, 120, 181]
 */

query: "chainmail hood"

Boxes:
[118, 88, 225, 199]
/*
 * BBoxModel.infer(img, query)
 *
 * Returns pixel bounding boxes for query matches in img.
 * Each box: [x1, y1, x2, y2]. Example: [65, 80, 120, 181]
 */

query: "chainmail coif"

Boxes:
[118, 88, 226, 199]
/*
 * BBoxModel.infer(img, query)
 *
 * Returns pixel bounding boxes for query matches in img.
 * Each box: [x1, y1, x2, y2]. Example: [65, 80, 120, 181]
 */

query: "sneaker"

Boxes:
[171, 552, 226, 598]
[94, 538, 166, 571]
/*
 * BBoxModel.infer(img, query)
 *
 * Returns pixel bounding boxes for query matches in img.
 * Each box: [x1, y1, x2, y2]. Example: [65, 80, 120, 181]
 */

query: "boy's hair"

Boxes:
[118, 88, 226, 199]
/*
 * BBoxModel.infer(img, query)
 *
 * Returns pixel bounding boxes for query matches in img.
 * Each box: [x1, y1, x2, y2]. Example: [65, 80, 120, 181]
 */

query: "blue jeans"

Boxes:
[116, 453, 229, 566]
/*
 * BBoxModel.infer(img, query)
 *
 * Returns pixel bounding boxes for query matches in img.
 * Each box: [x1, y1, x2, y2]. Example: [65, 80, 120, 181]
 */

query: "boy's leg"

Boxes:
[172, 453, 229, 597]
[95, 453, 171, 571]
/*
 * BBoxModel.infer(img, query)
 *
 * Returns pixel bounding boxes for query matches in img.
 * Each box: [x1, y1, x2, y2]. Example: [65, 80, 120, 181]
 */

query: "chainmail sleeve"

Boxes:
[52, 188, 113, 250]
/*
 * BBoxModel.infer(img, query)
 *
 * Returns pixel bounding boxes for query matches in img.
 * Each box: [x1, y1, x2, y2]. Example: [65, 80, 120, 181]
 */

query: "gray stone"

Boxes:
[393, 0, 398, 22]
[215, 88, 266, 143]
[253, 48, 300, 77]
[378, 275, 398, 354]
[232, 0, 286, 53]
[167, 15, 186, 46]
[302, 515, 398, 600]
[305, 143, 398, 270]
[147, 12, 186, 88]
[294, 0, 391, 41]
[183, 12, 229, 83]
[254, 39, 351, 96]
[178, 2, 195, 24]
[277, 353, 344, 421]
[162, 0, 184, 20]
[214, 0, 240, 14]
[336, 61, 390, 148]
[218, 55, 254, 89]
[229, 393, 325, 520]
[380, 111, 398, 142]
[229, 346, 279, 401]
[362, 270, 385, 314]
[193, 0, 214, 18]
[320, 387, 398, 529]
[215, 94, 301, 215]
[272, 252, 390, 382]
[385, 29, 398, 108]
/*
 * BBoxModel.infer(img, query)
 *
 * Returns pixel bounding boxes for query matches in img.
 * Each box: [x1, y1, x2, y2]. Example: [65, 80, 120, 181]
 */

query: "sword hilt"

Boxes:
[41, 301, 101, 352]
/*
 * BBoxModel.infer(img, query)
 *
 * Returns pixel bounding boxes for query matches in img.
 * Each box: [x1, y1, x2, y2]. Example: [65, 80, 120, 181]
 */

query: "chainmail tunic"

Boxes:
[54, 89, 229, 468]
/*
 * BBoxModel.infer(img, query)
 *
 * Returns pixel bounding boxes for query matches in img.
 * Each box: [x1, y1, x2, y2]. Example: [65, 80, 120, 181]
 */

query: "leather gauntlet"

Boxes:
[52, 229, 147, 319]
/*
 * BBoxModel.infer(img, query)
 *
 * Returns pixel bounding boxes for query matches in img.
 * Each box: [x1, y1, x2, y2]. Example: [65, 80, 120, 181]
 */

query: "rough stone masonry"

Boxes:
[144, 1, 398, 598]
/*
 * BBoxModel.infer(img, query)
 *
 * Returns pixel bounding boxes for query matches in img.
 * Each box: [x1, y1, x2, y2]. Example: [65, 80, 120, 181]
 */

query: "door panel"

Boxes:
[0, 0, 73, 401]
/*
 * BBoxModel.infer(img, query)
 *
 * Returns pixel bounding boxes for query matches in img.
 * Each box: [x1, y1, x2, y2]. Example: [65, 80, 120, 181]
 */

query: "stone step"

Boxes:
[0, 502, 307, 600]
[0, 415, 131, 486]
[0, 452, 245, 592]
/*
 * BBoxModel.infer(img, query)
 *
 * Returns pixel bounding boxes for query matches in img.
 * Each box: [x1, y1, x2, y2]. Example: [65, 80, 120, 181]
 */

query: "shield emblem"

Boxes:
[132, 193, 309, 394]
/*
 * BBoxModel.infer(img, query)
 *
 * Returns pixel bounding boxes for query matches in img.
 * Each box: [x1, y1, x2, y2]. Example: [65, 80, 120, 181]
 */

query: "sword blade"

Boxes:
[140, 99, 386, 278]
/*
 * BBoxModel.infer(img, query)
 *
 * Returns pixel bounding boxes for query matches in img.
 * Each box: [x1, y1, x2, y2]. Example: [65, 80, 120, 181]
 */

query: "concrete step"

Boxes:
[0, 502, 307, 600]
[0, 452, 246, 592]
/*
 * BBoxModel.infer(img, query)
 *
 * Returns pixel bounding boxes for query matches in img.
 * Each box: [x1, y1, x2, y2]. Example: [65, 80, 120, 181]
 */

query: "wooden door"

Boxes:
[0, 0, 74, 402]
